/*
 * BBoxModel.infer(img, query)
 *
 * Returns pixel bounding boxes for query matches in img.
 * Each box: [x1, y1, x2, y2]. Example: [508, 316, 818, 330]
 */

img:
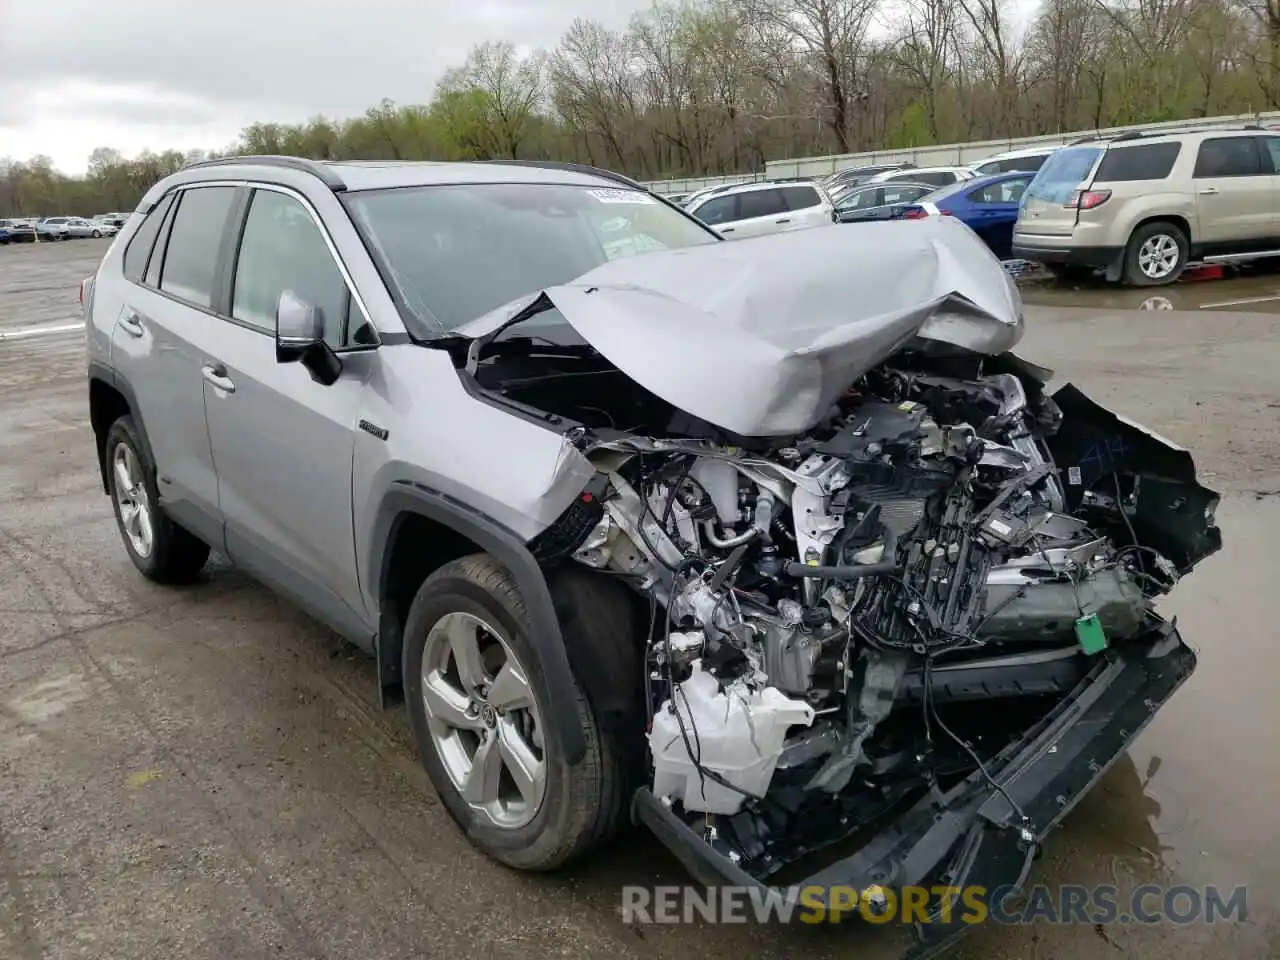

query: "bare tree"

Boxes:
[756, 0, 883, 152]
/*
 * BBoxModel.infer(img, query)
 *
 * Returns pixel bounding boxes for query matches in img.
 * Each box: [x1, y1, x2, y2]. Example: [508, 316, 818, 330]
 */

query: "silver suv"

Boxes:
[86, 157, 1218, 947]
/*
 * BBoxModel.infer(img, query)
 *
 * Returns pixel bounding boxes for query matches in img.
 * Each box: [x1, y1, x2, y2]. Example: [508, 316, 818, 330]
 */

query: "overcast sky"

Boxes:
[0, 0, 649, 174]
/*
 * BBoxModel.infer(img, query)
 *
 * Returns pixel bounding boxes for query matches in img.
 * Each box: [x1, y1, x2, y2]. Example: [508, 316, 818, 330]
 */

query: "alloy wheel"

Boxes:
[420, 611, 546, 829]
[1138, 233, 1180, 280]
[112, 444, 154, 558]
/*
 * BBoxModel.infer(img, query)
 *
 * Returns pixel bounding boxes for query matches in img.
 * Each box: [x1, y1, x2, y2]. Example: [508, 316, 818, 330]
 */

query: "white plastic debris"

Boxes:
[649, 660, 815, 815]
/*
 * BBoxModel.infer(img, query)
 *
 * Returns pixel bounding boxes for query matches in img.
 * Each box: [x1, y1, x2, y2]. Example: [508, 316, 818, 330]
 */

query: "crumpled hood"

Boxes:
[463, 216, 1025, 437]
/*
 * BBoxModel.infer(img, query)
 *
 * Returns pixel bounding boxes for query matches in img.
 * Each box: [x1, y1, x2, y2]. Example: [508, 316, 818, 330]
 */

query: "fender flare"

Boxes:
[368, 481, 588, 766]
[88, 361, 157, 493]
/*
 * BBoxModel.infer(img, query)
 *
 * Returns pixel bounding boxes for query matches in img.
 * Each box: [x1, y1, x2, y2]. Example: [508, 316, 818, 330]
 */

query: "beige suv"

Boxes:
[1012, 126, 1280, 286]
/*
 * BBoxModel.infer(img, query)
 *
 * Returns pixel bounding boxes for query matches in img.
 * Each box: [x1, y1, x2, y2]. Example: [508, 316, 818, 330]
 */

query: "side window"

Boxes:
[158, 186, 238, 308]
[920, 172, 953, 186]
[846, 187, 885, 210]
[969, 176, 1032, 203]
[1095, 143, 1181, 181]
[694, 195, 737, 225]
[231, 189, 352, 347]
[780, 186, 821, 211]
[883, 185, 924, 205]
[123, 193, 176, 284]
[1263, 137, 1280, 174]
[145, 197, 181, 288]
[1193, 137, 1263, 178]
[737, 189, 787, 219]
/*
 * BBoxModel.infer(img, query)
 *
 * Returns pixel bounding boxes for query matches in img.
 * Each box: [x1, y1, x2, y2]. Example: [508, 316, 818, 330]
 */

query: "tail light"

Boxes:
[901, 208, 929, 220]
[1067, 188, 1111, 210]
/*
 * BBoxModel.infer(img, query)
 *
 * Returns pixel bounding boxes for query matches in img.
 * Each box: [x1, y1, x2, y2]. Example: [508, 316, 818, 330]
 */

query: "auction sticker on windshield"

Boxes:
[590, 188, 655, 204]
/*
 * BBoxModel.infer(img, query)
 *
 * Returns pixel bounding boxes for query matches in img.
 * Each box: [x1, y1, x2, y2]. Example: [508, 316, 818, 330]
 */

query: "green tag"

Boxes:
[1074, 614, 1108, 655]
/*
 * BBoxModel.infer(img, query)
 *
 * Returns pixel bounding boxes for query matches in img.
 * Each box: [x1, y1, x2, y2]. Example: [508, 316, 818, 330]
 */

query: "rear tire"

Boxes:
[92, 230, 102, 239]
[1124, 221, 1187, 286]
[105, 416, 210, 584]
[403, 555, 638, 871]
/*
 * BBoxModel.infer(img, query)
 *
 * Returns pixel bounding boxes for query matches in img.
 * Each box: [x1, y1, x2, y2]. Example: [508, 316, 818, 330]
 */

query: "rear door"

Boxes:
[959, 175, 1034, 257]
[1018, 145, 1104, 237]
[725, 188, 791, 237]
[779, 184, 832, 229]
[1192, 136, 1274, 248]
[106, 185, 239, 549]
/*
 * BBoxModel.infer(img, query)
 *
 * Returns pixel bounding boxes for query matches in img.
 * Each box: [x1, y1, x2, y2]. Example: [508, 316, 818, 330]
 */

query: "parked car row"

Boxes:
[669, 167, 1032, 262]
[671, 127, 1280, 286]
[0, 214, 124, 244]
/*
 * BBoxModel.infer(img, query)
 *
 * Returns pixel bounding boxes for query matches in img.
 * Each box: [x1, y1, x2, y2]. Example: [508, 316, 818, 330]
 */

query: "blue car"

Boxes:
[894, 171, 1036, 258]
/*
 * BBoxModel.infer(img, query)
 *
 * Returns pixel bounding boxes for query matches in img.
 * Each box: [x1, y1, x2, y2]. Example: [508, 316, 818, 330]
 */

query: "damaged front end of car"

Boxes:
[452, 220, 1221, 955]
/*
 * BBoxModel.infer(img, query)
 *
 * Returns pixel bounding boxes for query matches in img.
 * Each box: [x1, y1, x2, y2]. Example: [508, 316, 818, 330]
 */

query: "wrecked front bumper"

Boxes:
[632, 617, 1196, 957]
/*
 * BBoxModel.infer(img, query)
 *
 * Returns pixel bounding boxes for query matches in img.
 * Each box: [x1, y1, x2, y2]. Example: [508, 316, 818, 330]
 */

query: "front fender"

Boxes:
[366, 481, 588, 765]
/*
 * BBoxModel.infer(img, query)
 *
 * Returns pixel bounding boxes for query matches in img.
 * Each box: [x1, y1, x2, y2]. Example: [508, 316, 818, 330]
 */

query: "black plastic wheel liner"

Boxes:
[631, 617, 1196, 957]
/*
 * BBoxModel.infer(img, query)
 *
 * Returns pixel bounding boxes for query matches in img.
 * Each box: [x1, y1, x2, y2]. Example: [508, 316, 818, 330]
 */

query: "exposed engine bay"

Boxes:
[478, 338, 1220, 878]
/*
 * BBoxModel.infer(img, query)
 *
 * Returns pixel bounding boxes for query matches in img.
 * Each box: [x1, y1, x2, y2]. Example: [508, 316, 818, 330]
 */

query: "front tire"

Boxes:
[1124, 221, 1188, 286]
[403, 555, 635, 871]
[92, 230, 102, 238]
[104, 416, 210, 584]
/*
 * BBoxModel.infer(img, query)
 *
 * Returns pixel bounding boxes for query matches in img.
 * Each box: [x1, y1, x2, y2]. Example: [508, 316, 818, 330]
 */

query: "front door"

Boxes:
[201, 186, 373, 641]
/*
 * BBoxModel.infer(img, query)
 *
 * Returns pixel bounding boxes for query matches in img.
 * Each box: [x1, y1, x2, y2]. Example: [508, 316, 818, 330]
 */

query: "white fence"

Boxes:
[640, 109, 1280, 193]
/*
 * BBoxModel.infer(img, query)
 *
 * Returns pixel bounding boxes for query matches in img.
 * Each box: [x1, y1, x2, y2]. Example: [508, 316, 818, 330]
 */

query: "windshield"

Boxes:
[341, 183, 718, 336]
[1026, 146, 1102, 204]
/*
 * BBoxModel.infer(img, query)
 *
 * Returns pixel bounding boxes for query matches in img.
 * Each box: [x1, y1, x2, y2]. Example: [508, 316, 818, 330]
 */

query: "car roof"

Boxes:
[870, 166, 969, 180]
[689, 180, 821, 204]
[165, 156, 656, 195]
[978, 146, 1058, 162]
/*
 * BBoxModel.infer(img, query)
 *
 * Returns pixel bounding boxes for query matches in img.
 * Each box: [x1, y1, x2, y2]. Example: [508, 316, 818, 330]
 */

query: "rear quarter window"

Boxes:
[123, 193, 176, 284]
[1095, 142, 1181, 182]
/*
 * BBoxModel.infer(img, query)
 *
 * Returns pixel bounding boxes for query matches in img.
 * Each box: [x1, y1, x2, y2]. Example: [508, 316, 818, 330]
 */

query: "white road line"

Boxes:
[1198, 294, 1280, 309]
[0, 322, 84, 341]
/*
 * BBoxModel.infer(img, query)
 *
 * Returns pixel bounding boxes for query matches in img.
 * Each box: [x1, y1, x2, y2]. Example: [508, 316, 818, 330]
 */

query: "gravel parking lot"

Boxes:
[2, 238, 1278, 959]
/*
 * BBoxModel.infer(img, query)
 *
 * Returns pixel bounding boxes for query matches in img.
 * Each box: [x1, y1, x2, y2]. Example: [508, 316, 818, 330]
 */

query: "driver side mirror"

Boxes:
[275, 290, 341, 385]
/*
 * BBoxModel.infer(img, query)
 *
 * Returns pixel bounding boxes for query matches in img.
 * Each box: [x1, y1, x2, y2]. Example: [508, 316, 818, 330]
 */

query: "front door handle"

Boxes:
[720, 227, 736, 233]
[775, 218, 792, 224]
[201, 363, 236, 394]
[1198, 186, 1219, 195]
[119, 309, 144, 337]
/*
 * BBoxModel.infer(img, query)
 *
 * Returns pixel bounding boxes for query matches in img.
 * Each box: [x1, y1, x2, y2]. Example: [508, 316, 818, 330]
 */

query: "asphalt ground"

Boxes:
[1, 237, 1278, 959]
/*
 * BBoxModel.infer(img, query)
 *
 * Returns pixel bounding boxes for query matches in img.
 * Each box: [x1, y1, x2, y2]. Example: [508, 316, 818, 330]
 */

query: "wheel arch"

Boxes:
[368, 481, 588, 766]
[1130, 214, 1191, 246]
[88, 363, 154, 494]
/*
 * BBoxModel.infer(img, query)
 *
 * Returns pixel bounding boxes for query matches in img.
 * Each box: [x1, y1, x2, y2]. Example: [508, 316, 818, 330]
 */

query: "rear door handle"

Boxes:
[201, 363, 236, 394]
[775, 218, 791, 224]
[720, 227, 735, 233]
[119, 309, 144, 337]
[1198, 186, 1219, 195]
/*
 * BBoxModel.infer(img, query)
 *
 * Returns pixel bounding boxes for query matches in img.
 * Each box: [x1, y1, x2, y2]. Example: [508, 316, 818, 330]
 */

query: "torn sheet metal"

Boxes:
[462, 217, 1025, 437]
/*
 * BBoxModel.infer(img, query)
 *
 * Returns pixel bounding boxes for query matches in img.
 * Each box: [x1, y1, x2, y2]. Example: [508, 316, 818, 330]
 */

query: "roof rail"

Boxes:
[478, 160, 646, 191]
[181, 154, 347, 191]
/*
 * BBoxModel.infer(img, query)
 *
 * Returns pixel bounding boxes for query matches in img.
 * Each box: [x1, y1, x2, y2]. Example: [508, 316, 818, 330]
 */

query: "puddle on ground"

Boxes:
[1022, 269, 1280, 313]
